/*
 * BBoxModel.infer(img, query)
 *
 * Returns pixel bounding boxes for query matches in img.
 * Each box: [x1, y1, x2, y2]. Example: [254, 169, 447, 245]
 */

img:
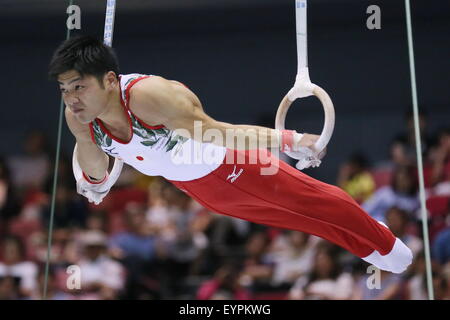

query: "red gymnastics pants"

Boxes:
[168, 148, 396, 258]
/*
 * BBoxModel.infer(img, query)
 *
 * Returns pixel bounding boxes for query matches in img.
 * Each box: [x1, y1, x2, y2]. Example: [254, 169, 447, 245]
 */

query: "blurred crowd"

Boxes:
[0, 110, 449, 300]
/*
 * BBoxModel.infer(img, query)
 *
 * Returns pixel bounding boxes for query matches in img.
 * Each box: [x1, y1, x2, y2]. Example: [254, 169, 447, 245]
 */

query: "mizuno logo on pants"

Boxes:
[227, 165, 244, 183]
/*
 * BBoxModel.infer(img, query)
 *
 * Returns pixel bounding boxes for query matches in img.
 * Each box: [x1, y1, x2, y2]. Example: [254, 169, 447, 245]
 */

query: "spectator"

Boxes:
[288, 243, 354, 300]
[432, 214, 450, 265]
[403, 250, 428, 300]
[0, 276, 21, 300]
[84, 210, 108, 233]
[372, 140, 413, 188]
[0, 157, 20, 235]
[69, 211, 108, 261]
[392, 109, 433, 165]
[109, 202, 163, 299]
[337, 152, 376, 204]
[31, 266, 73, 300]
[0, 235, 38, 298]
[204, 212, 249, 259]
[442, 263, 450, 299]
[146, 178, 176, 241]
[165, 184, 210, 264]
[41, 181, 88, 229]
[7, 130, 51, 195]
[238, 231, 275, 293]
[352, 269, 402, 300]
[196, 262, 250, 300]
[404, 252, 449, 300]
[109, 202, 157, 262]
[25, 228, 70, 265]
[425, 126, 450, 192]
[77, 231, 125, 299]
[7, 188, 47, 248]
[385, 207, 422, 257]
[269, 231, 318, 288]
[43, 153, 75, 194]
[162, 185, 210, 297]
[362, 164, 420, 223]
[431, 271, 450, 300]
[379, 140, 413, 169]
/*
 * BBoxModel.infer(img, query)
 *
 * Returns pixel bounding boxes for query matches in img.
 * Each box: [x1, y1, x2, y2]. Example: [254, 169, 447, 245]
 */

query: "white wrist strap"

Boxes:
[72, 143, 124, 189]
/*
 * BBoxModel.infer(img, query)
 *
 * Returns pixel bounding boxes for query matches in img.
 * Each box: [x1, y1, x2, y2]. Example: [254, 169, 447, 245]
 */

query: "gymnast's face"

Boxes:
[58, 70, 114, 124]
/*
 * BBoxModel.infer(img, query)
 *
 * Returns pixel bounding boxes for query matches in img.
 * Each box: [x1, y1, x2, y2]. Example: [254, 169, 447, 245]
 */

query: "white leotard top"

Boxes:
[88, 73, 227, 181]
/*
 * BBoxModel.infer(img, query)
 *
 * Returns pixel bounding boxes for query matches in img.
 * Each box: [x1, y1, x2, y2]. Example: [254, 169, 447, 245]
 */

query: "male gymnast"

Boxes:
[49, 35, 412, 273]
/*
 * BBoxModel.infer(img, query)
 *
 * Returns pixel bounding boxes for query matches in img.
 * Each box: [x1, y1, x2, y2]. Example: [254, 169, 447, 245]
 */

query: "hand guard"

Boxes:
[293, 147, 327, 170]
[279, 130, 326, 170]
[72, 143, 123, 205]
[76, 173, 111, 205]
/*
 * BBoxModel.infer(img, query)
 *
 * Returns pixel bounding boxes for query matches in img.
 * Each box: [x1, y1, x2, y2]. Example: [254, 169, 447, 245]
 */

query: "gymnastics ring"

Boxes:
[275, 1, 335, 165]
[275, 83, 335, 160]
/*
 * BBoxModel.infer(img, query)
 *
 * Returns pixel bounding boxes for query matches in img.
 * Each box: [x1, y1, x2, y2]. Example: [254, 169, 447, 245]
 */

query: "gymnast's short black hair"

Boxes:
[48, 35, 120, 86]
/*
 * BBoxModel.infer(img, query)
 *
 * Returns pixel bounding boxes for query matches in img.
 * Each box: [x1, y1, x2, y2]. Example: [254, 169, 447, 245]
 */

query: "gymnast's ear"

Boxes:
[103, 71, 119, 89]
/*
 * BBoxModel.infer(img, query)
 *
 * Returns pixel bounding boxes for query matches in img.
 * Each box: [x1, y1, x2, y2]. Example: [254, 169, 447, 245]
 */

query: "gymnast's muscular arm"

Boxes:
[65, 107, 109, 180]
[128, 76, 318, 151]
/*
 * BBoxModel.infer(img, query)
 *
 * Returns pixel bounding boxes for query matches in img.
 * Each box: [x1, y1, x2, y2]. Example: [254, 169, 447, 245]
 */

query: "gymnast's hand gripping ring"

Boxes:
[275, 1, 335, 170]
[72, 143, 124, 203]
[275, 68, 335, 161]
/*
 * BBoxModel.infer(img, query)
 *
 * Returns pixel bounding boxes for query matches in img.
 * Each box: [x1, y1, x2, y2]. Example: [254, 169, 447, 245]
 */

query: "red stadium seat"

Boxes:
[426, 195, 450, 243]
[426, 195, 450, 218]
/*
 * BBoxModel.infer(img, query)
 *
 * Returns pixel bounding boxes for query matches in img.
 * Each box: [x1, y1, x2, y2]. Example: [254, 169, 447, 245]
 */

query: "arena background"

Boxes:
[0, 0, 449, 301]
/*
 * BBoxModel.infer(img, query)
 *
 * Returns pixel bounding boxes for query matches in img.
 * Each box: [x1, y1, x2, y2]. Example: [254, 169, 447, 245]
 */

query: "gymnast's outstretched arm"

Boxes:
[128, 76, 319, 151]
